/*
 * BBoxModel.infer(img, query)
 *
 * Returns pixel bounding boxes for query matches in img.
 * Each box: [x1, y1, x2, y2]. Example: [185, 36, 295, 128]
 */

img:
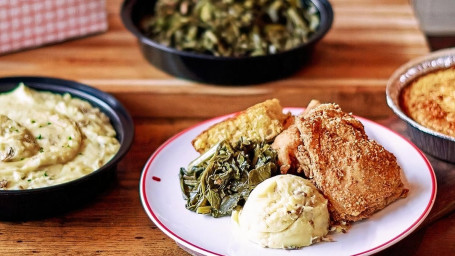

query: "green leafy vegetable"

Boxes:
[142, 0, 320, 57]
[179, 138, 278, 217]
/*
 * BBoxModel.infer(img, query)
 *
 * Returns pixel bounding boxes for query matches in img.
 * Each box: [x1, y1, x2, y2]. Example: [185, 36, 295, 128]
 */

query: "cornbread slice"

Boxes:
[192, 99, 291, 153]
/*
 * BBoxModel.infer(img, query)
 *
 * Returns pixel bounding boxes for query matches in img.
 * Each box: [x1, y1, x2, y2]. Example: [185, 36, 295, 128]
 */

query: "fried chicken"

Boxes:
[271, 100, 319, 175]
[273, 102, 408, 223]
[271, 124, 302, 174]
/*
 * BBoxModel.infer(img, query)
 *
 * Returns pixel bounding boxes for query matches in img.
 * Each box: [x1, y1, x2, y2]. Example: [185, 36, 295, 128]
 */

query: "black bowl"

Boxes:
[0, 76, 134, 220]
[121, 0, 333, 85]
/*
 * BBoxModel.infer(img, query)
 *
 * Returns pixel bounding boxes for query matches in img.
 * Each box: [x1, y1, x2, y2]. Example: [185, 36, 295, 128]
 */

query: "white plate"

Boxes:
[140, 108, 437, 256]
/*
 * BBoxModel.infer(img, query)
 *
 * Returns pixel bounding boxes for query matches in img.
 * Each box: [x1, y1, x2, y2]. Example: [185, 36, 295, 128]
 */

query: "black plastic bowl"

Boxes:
[121, 0, 333, 85]
[0, 76, 134, 220]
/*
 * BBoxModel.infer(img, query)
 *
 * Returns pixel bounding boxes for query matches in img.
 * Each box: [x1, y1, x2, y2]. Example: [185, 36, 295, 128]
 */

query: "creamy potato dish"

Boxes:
[0, 84, 120, 190]
[232, 175, 329, 249]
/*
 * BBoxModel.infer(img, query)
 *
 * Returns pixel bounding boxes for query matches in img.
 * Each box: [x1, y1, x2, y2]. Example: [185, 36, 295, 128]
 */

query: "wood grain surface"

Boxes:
[1, 0, 454, 255]
[0, 0, 428, 120]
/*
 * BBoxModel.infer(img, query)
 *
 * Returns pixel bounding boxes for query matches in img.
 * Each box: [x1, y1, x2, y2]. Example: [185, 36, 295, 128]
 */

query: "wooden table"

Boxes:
[1, 0, 454, 255]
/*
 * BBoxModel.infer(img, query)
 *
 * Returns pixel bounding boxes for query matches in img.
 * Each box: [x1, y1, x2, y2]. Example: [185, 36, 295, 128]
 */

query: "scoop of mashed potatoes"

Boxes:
[232, 175, 329, 249]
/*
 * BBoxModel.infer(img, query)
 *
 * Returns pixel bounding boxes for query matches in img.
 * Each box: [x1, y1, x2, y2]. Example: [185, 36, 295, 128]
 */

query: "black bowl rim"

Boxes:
[386, 47, 455, 143]
[0, 76, 134, 195]
[120, 0, 334, 61]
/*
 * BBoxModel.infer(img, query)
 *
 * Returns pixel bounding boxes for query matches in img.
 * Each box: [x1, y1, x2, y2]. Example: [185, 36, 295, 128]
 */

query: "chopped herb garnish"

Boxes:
[27, 179, 31, 182]
[44, 172, 48, 177]
[37, 134, 42, 140]
[39, 147, 44, 153]
[47, 122, 51, 125]
[31, 120, 36, 123]
[68, 136, 72, 140]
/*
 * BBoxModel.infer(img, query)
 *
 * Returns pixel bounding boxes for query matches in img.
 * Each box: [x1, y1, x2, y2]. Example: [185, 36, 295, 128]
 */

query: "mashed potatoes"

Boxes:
[232, 175, 329, 249]
[0, 84, 120, 190]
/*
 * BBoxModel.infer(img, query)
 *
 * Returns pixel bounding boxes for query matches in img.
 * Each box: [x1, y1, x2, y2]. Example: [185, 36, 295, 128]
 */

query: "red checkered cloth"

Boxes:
[0, 0, 108, 55]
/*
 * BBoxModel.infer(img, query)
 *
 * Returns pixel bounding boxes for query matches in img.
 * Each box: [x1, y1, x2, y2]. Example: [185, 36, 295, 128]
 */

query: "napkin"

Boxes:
[0, 0, 108, 55]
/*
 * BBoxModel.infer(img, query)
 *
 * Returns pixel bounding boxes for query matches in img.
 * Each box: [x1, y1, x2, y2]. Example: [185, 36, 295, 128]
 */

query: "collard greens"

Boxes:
[179, 139, 278, 217]
[142, 0, 320, 57]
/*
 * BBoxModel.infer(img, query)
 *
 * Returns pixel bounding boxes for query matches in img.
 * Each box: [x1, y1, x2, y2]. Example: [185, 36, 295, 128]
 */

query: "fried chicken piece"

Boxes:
[272, 123, 316, 177]
[271, 100, 320, 175]
[271, 124, 302, 174]
[294, 103, 408, 222]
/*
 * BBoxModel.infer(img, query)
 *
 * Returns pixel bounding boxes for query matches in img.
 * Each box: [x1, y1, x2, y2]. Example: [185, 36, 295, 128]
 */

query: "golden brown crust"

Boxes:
[401, 67, 455, 137]
[271, 100, 320, 175]
[295, 103, 408, 222]
[271, 124, 302, 174]
[192, 99, 291, 153]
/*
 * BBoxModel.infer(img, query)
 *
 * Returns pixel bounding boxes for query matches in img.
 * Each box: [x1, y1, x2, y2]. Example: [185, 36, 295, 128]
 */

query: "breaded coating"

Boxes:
[295, 103, 408, 222]
[273, 102, 409, 223]
[271, 100, 320, 175]
[271, 124, 302, 174]
[192, 99, 291, 153]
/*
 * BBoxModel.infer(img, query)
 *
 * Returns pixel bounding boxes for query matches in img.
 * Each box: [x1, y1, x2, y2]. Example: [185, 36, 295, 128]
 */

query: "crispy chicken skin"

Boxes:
[271, 124, 301, 174]
[273, 102, 408, 223]
[272, 100, 319, 175]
